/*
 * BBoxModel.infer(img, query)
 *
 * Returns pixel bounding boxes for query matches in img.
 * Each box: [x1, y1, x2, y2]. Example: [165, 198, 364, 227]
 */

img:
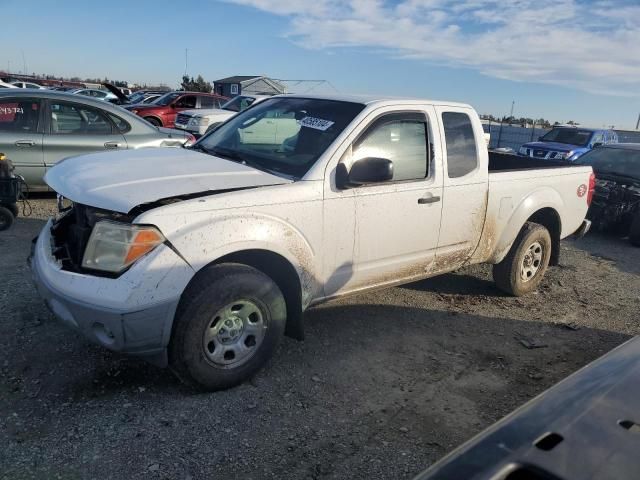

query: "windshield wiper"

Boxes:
[209, 147, 248, 163]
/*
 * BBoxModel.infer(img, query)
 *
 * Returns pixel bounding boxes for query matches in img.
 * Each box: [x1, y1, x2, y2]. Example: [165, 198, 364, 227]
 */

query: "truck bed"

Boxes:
[488, 151, 571, 171]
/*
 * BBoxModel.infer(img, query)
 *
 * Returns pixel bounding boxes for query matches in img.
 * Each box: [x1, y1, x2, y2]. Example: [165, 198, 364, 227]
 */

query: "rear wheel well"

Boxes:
[212, 250, 304, 340]
[527, 208, 562, 265]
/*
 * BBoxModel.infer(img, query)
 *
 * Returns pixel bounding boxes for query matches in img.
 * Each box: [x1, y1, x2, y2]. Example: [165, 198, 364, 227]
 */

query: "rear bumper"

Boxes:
[573, 219, 592, 238]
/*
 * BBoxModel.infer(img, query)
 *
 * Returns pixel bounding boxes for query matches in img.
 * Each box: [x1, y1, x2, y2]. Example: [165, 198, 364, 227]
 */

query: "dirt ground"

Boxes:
[1, 197, 639, 480]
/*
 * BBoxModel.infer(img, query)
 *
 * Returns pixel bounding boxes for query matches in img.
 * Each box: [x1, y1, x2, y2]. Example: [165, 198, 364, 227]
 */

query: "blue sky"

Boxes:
[1, 0, 638, 128]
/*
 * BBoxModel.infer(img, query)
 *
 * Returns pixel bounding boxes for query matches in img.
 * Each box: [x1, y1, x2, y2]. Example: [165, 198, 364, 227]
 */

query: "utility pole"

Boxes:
[509, 100, 515, 120]
[636, 113, 640, 130]
[184, 48, 188, 77]
[21, 50, 27, 75]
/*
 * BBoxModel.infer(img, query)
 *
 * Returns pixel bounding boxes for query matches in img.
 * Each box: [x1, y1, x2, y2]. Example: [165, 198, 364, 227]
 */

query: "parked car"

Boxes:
[124, 91, 228, 128]
[174, 94, 270, 136]
[576, 143, 640, 246]
[0, 80, 18, 89]
[127, 91, 165, 105]
[0, 90, 195, 188]
[48, 86, 77, 92]
[31, 94, 592, 390]
[70, 88, 118, 102]
[11, 81, 46, 89]
[518, 126, 618, 162]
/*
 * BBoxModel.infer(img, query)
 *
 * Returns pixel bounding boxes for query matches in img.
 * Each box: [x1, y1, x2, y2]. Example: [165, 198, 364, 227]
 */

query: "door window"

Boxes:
[0, 98, 40, 133]
[175, 95, 197, 108]
[49, 102, 113, 134]
[353, 113, 428, 182]
[442, 112, 478, 178]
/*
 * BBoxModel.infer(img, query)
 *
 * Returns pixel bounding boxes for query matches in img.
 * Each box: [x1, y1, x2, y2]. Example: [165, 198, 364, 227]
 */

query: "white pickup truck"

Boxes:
[30, 94, 593, 391]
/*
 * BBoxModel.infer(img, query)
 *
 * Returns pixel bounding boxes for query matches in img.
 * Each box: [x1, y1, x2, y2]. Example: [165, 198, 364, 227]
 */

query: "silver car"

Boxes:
[0, 90, 195, 188]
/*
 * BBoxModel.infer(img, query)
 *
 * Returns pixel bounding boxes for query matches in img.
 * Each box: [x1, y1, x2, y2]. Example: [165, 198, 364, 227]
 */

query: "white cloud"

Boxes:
[226, 0, 640, 96]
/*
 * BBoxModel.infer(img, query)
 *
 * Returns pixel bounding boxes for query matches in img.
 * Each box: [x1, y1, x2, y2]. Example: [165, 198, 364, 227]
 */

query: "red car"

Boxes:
[124, 91, 228, 128]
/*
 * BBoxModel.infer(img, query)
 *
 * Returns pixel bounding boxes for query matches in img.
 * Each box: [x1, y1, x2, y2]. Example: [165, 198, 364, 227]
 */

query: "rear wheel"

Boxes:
[169, 263, 287, 391]
[144, 116, 162, 127]
[0, 206, 14, 231]
[630, 213, 640, 247]
[493, 222, 552, 296]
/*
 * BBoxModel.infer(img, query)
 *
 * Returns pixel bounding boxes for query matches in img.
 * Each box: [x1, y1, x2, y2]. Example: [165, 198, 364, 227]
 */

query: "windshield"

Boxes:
[222, 95, 257, 113]
[576, 147, 640, 179]
[540, 128, 593, 147]
[194, 97, 365, 179]
[128, 92, 146, 104]
[152, 92, 181, 106]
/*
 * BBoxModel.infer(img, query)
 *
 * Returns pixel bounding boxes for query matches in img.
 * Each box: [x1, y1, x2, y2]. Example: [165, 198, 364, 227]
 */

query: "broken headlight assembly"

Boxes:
[82, 221, 165, 273]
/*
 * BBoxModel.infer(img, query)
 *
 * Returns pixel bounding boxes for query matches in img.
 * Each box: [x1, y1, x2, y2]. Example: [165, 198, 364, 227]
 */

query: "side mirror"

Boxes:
[592, 142, 603, 148]
[336, 157, 393, 189]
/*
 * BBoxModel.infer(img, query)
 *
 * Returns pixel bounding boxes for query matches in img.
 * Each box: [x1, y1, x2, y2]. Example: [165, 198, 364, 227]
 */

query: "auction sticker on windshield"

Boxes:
[298, 116, 335, 131]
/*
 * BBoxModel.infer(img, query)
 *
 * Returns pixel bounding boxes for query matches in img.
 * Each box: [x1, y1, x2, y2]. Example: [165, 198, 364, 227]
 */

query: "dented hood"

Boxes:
[45, 147, 291, 213]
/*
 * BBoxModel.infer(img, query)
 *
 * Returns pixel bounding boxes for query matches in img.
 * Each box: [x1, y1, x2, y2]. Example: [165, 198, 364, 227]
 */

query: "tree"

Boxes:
[180, 74, 212, 93]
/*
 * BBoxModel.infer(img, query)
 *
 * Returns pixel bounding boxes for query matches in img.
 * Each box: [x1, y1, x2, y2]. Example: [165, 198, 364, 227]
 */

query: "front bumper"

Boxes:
[174, 122, 205, 136]
[29, 220, 194, 365]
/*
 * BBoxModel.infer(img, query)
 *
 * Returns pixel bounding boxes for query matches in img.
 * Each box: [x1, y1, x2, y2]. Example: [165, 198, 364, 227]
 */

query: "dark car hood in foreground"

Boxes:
[44, 148, 291, 213]
[415, 336, 640, 480]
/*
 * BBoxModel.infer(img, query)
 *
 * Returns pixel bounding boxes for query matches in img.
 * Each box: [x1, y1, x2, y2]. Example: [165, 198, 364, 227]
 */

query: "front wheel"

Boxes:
[0, 206, 14, 231]
[493, 222, 552, 296]
[630, 213, 640, 247]
[169, 263, 287, 391]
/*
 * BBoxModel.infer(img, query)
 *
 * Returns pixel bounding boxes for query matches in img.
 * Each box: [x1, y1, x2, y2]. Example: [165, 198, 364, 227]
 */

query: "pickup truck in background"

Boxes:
[518, 126, 618, 162]
[30, 95, 593, 391]
[174, 94, 271, 137]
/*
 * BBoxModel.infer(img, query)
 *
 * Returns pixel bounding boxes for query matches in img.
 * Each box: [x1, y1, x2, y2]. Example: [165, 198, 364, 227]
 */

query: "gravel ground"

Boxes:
[1, 197, 638, 480]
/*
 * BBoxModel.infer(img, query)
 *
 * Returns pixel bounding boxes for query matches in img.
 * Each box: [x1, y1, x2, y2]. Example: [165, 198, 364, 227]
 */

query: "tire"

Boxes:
[493, 222, 552, 296]
[144, 116, 162, 127]
[7, 203, 18, 218]
[630, 213, 640, 247]
[0, 206, 14, 231]
[169, 263, 287, 391]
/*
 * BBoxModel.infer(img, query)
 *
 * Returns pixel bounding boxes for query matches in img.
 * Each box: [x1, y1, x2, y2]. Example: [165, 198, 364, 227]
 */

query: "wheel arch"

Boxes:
[184, 249, 305, 340]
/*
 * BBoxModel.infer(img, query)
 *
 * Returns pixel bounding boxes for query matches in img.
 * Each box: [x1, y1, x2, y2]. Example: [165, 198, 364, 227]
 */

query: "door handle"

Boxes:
[104, 141, 121, 149]
[15, 140, 35, 147]
[418, 195, 441, 204]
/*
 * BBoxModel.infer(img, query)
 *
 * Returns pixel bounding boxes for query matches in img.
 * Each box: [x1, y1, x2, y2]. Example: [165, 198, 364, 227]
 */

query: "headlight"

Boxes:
[189, 117, 209, 127]
[82, 221, 165, 273]
[555, 150, 574, 160]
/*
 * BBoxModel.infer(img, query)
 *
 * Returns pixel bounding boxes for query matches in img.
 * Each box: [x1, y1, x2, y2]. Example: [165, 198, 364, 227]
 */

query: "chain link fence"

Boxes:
[484, 121, 551, 151]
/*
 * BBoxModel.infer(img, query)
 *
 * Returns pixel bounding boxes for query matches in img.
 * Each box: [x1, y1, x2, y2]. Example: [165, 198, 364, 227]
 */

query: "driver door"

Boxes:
[323, 107, 444, 296]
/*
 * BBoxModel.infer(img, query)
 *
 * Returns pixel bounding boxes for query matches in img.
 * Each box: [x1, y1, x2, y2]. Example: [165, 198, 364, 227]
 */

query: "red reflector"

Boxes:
[587, 172, 596, 206]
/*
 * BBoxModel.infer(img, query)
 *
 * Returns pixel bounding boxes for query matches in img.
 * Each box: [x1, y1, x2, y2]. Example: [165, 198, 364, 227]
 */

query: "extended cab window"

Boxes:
[49, 102, 113, 135]
[353, 113, 428, 182]
[442, 112, 478, 178]
[0, 98, 40, 132]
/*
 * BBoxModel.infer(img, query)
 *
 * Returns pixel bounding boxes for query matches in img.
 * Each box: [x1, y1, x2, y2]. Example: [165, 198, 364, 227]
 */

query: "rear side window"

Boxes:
[176, 95, 197, 108]
[200, 96, 217, 108]
[0, 98, 40, 133]
[108, 113, 131, 133]
[442, 112, 478, 178]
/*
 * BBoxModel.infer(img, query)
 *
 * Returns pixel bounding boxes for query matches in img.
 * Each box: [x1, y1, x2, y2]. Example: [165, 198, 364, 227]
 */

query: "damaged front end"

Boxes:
[50, 202, 133, 274]
[587, 176, 640, 233]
